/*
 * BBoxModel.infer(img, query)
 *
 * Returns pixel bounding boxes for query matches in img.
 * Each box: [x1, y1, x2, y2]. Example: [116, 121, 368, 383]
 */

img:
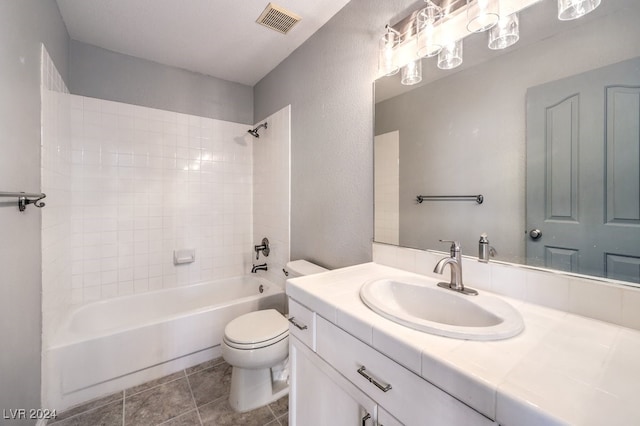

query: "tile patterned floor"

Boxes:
[50, 358, 289, 426]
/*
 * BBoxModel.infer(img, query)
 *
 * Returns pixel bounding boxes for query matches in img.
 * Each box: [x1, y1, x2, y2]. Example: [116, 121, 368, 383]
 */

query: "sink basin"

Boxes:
[360, 276, 524, 341]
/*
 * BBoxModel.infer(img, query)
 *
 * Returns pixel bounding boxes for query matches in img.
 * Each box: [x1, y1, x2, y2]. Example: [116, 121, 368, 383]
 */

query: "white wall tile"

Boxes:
[43, 91, 256, 314]
[252, 106, 290, 289]
[621, 288, 640, 330]
[569, 278, 623, 325]
[41, 46, 71, 347]
[526, 270, 570, 312]
[490, 263, 527, 300]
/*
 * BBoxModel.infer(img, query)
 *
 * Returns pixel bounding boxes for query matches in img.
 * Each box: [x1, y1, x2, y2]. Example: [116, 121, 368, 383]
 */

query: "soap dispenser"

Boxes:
[479, 233, 490, 263]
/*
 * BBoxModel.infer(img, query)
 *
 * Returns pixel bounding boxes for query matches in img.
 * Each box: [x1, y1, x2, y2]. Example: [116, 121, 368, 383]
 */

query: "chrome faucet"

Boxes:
[251, 263, 268, 273]
[433, 240, 478, 296]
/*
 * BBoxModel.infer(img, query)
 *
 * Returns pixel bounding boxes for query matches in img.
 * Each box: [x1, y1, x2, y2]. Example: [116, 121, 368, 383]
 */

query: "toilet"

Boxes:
[222, 260, 327, 412]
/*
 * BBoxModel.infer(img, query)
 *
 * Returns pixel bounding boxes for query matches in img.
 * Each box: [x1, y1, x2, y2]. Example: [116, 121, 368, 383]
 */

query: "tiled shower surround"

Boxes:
[41, 46, 73, 346]
[65, 96, 253, 303]
[41, 48, 291, 345]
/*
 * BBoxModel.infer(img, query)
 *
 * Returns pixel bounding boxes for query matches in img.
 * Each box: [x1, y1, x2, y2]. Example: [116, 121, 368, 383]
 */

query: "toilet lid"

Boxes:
[224, 309, 288, 345]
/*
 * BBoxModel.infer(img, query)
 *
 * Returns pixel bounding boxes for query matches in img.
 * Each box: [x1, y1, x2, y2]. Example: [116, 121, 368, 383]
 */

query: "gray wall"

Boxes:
[0, 0, 69, 422]
[69, 40, 254, 124]
[254, 0, 419, 269]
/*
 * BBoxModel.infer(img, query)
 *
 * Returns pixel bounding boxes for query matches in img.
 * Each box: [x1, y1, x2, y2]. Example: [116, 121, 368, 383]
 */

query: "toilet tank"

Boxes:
[285, 260, 327, 278]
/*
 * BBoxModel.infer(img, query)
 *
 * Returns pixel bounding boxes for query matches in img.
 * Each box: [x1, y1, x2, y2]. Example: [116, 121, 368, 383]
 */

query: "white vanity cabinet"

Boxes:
[287, 297, 496, 426]
[290, 336, 377, 425]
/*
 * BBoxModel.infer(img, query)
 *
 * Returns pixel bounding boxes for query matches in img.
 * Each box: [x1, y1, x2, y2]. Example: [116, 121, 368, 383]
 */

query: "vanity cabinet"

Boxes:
[288, 297, 495, 426]
[290, 336, 377, 425]
[288, 298, 316, 350]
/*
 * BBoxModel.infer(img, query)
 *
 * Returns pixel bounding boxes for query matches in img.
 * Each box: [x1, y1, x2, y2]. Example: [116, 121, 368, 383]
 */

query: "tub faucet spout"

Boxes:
[251, 263, 268, 273]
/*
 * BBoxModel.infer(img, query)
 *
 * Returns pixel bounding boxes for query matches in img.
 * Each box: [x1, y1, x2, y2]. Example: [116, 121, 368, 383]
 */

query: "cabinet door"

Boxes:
[290, 336, 376, 426]
[378, 407, 403, 426]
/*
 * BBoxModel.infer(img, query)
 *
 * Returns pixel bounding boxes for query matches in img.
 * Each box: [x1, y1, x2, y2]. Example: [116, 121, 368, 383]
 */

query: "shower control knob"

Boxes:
[529, 229, 542, 240]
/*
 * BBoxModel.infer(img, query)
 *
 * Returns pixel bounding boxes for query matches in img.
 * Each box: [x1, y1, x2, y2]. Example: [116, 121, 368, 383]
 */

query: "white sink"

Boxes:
[360, 276, 524, 341]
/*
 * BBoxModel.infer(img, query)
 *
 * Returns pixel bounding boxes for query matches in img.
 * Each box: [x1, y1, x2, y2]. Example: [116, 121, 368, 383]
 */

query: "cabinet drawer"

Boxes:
[316, 316, 494, 426]
[288, 298, 315, 350]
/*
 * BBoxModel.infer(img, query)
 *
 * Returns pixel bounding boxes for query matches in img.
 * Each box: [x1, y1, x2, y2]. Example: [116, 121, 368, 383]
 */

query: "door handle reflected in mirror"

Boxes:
[529, 229, 542, 240]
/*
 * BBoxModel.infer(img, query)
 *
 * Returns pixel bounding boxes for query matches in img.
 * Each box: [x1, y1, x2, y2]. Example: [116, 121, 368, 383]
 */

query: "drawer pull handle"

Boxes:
[288, 317, 308, 330]
[357, 366, 392, 392]
[362, 412, 371, 426]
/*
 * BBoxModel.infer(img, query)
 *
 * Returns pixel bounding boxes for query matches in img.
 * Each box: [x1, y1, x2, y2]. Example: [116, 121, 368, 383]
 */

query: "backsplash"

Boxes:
[373, 242, 640, 331]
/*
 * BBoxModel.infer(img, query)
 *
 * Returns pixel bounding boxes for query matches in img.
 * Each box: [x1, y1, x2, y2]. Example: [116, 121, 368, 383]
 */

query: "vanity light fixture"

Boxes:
[401, 59, 423, 85]
[378, 26, 400, 76]
[466, 0, 499, 33]
[488, 12, 519, 50]
[557, 0, 601, 20]
[416, 3, 443, 58]
[378, 0, 601, 80]
[438, 39, 464, 70]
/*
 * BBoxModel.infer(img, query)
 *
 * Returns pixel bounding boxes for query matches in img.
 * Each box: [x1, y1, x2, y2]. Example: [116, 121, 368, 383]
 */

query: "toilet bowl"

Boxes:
[222, 260, 327, 413]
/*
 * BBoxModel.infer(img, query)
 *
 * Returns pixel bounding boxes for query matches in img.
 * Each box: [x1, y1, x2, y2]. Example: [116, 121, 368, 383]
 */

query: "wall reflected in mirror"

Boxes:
[374, 0, 640, 286]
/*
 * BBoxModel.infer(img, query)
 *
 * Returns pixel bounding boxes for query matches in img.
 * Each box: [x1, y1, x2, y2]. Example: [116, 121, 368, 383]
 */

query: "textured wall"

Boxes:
[254, 0, 418, 269]
[69, 40, 254, 125]
[0, 0, 69, 422]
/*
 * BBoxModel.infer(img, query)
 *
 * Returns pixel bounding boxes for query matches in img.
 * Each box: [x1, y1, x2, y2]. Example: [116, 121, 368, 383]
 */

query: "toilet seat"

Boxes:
[223, 309, 288, 350]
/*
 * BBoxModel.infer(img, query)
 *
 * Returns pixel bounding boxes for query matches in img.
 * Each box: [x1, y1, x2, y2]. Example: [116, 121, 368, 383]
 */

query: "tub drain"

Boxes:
[259, 284, 264, 293]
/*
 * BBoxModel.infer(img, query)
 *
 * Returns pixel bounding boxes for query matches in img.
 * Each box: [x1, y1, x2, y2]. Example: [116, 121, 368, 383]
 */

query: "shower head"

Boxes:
[248, 122, 268, 138]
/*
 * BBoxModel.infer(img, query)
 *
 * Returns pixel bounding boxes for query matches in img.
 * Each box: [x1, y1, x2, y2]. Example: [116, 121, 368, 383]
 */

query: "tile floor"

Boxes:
[49, 357, 288, 426]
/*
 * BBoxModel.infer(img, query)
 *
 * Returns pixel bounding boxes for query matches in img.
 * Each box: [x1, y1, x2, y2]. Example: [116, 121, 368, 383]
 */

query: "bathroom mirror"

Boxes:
[374, 0, 640, 286]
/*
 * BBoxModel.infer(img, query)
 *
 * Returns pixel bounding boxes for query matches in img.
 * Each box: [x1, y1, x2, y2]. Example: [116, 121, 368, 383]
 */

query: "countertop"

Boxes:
[286, 262, 640, 426]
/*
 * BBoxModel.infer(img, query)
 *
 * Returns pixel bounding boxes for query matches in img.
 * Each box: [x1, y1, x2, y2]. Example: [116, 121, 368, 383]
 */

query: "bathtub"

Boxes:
[44, 275, 285, 410]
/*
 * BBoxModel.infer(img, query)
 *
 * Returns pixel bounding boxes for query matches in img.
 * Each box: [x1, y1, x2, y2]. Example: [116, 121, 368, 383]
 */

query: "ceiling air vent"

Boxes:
[256, 3, 301, 34]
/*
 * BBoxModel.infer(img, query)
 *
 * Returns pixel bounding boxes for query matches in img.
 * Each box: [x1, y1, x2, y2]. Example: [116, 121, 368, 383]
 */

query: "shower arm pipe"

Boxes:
[0, 191, 47, 212]
[248, 122, 268, 137]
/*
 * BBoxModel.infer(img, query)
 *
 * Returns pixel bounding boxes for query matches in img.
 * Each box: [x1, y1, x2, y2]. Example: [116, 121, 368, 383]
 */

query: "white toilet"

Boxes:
[222, 260, 327, 412]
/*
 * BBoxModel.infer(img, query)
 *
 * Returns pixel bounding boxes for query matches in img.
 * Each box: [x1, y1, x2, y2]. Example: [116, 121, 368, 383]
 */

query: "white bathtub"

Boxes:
[44, 276, 285, 410]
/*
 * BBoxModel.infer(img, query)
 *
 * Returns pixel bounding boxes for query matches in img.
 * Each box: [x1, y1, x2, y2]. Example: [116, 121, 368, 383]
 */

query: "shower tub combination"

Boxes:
[44, 275, 285, 411]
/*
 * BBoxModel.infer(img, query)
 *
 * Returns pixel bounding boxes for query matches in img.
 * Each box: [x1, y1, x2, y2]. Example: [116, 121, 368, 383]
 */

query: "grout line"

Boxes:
[266, 404, 278, 422]
[185, 358, 226, 378]
[125, 370, 187, 398]
[121, 396, 125, 426]
[51, 393, 124, 425]
[185, 369, 204, 425]
[155, 409, 200, 426]
[276, 413, 288, 426]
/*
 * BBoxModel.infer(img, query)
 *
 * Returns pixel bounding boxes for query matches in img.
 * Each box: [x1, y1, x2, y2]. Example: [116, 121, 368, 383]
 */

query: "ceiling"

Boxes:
[56, 0, 352, 86]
